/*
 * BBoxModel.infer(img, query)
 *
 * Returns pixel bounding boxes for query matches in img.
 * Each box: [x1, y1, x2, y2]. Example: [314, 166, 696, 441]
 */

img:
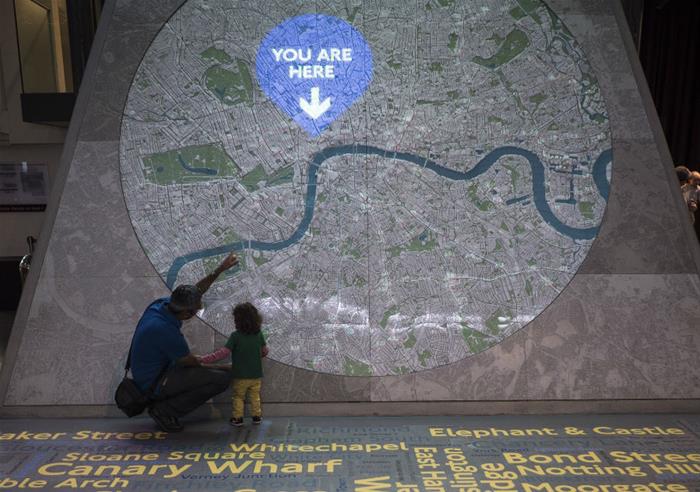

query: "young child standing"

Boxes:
[197, 302, 268, 426]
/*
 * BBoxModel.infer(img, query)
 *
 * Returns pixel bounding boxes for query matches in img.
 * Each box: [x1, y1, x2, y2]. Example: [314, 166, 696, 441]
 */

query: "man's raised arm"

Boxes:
[196, 252, 239, 295]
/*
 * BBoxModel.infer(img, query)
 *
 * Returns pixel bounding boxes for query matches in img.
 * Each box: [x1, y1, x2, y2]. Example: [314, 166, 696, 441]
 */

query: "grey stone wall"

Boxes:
[1, 0, 699, 415]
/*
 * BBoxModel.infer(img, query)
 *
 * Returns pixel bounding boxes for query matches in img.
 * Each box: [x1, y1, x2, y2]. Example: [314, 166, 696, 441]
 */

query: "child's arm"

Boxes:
[197, 347, 231, 364]
[261, 345, 269, 357]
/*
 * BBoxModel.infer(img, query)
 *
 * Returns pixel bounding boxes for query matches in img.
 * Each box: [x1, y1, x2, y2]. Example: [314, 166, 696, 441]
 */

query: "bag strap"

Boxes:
[124, 332, 169, 396]
[124, 331, 136, 374]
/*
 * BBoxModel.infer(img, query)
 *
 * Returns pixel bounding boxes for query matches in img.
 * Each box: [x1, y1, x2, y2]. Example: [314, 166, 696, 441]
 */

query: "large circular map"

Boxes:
[119, 0, 611, 376]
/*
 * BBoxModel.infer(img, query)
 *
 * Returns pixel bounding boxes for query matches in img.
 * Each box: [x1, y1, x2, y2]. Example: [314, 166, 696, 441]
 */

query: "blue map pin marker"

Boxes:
[256, 14, 373, 136]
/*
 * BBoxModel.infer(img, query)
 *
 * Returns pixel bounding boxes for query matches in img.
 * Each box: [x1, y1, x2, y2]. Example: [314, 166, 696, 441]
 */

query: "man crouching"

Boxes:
[130, 252, 238, 432]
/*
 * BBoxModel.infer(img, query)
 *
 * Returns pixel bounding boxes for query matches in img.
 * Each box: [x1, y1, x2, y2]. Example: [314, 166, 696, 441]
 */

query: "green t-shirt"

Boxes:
[225, 331, 266, 379]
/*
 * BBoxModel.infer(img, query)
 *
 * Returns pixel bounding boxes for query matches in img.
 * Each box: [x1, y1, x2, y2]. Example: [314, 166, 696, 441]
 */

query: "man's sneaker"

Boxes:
[148, 407, 183, 433]
[252, 416, 262, 425]
[229, 418, 244, 427]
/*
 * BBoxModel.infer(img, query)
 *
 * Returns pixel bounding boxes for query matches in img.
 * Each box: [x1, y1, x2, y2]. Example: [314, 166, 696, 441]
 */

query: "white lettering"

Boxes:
[288, 65, 335, 79]
[274, 48, 352, 66]
[316, 48, 352, 62]
[272, 48, 313, 63]
[271, 48, 284, 62]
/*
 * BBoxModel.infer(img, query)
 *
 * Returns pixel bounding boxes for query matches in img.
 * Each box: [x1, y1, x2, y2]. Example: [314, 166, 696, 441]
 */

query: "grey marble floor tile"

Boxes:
[546, 0, 613, 16]
[559, 14, 634, 77]
[579, 138, 697, 274]
[262, 362, 372, 403]
[523, 273, 700, 400]
[4, 275, 167, 406]
[80, 1, 186, 141]
[112, 0, 186, 24]
[602, 82, 656, 141]
[45, 141, 157, 278]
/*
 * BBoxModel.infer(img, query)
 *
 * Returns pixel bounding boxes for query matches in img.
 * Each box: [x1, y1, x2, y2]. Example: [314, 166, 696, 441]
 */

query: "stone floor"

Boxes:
[1, 414, 700, 491]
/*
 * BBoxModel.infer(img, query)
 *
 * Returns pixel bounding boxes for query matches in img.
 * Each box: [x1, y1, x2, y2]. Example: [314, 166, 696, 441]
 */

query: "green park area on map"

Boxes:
[142, 143, 238, 185]
[204, 59, 254, 106]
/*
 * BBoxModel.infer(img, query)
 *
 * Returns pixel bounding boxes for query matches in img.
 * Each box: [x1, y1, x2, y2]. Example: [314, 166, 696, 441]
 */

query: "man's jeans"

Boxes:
[150, 366, 230, 417]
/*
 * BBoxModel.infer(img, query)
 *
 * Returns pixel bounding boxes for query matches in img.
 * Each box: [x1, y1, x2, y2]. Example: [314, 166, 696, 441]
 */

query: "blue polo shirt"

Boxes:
[130, 297, 190, 392]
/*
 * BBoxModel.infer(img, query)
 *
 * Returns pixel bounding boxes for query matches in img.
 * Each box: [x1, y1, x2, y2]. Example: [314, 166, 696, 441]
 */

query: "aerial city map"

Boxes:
[119, 0, 612, 376]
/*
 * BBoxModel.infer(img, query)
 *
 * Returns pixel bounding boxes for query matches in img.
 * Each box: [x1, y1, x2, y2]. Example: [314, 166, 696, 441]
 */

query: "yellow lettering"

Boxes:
[206, 460, 252, 474]
[38, 463, 71, 476]
[281, 463, 303, 473]
[354, 475, 392, 491]
[121, 465, 147, 476]
[521, 484, 554, 492]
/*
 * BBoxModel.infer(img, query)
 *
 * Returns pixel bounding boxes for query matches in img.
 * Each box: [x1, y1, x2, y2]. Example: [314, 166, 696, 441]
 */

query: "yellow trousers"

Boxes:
[231, 378, 262, 419]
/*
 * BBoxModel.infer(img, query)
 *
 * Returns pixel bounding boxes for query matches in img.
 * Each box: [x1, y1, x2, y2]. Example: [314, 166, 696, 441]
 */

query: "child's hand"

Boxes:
[262, 346, 269, 358]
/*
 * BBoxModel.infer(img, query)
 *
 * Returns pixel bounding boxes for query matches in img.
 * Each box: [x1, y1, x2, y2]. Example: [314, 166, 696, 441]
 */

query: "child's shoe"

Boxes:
[230, 418, 243, 427]
[252, 416, 262, 425]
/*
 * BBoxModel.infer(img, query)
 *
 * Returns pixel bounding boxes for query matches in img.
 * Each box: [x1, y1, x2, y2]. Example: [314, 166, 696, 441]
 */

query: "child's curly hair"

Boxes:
[233, 302, 262, 334]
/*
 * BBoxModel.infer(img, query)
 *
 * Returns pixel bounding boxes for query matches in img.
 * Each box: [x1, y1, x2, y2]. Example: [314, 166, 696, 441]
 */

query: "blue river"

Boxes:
[165, 144, 612, 288]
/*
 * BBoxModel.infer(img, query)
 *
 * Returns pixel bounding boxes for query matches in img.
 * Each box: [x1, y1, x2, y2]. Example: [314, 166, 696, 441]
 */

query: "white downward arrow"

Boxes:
[299, 87, 331, 119]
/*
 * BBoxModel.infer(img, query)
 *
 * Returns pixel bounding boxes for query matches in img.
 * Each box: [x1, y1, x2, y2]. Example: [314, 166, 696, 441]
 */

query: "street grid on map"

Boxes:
[119, 0, 612, 376]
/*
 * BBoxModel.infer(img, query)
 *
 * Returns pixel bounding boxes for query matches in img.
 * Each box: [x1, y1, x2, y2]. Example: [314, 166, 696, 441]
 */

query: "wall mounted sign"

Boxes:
[0, 162, 48, 212]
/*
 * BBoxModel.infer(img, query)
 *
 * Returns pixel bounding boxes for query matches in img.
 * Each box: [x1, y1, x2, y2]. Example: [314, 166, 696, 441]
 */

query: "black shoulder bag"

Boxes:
[114, 332, 166, 417]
